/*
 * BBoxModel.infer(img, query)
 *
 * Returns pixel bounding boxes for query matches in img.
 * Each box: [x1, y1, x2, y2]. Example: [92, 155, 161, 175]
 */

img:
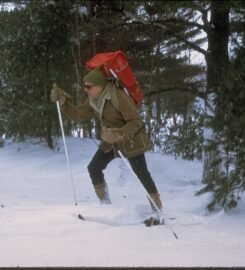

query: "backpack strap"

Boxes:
[108, 82, 120, 112]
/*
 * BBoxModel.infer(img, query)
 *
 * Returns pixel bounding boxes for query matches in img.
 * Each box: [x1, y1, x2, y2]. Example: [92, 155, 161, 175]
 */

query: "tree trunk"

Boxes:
[202, 1, 230, 183]
[206, 1, 230, 93]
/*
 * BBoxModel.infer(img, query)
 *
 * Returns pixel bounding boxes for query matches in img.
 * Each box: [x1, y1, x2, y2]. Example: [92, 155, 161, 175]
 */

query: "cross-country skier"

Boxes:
[50, 67, 163, 218]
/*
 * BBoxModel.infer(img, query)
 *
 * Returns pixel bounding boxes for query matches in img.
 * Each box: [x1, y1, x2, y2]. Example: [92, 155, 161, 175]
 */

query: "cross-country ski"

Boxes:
[77, 212, 165, 227]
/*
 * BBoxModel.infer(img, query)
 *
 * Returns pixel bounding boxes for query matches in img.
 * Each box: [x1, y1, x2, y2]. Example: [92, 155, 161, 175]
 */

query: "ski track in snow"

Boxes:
[0, 137, 245, 267]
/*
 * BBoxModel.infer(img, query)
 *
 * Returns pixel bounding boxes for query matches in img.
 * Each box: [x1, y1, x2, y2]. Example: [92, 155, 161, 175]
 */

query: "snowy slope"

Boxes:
[0, 137, 245, 267]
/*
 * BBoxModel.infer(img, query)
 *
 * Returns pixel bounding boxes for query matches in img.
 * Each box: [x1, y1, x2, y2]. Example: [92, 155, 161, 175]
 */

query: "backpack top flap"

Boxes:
[85, 51, 143, 105]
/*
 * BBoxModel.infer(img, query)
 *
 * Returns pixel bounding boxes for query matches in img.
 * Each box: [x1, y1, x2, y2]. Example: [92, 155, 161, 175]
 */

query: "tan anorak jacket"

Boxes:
[61, 82, 148, 158]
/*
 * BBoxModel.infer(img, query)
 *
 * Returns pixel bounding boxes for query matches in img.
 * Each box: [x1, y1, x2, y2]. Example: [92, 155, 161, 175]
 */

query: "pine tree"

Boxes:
[0, 1, 76, 148]
[197, 46, 245, 210]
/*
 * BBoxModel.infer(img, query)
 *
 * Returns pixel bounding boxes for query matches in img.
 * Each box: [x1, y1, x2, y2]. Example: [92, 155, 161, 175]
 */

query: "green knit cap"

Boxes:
[83, 68, 107, 88]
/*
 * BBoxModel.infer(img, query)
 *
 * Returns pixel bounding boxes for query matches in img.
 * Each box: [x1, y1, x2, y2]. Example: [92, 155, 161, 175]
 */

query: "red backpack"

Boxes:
[85, 50, 143, 105]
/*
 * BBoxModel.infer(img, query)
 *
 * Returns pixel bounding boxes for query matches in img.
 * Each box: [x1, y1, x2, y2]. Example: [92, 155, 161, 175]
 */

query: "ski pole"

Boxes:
[108, 69, 130, 97]
[56, 100, 77, 206]
[117, 150, 178, 239]
[117, 151, 162, 215]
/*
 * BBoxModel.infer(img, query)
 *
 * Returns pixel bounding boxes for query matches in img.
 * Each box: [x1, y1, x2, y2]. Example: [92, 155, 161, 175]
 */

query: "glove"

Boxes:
[50, 83, 71, 106]
[101, 127, 125, 144]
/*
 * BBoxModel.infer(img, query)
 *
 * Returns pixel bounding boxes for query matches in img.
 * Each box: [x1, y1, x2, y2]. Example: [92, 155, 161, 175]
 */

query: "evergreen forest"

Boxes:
[0, 0, 244, 211]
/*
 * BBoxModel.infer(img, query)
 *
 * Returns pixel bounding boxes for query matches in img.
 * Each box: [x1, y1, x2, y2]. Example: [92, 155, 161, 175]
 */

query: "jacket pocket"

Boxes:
[120, 132, 148, 157]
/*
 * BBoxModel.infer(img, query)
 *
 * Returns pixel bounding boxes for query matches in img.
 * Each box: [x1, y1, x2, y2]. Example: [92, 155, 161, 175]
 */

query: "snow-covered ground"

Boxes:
[0, 137, 244, 267]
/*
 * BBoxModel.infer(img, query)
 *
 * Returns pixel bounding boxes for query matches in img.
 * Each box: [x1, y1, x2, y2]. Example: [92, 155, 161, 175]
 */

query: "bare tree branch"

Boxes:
[123, 11, 208, 57]
[144, 84, 206, 99]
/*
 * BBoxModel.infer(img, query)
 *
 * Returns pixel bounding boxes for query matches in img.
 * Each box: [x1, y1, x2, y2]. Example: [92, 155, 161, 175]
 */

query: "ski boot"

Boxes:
[94, 182, 111, 204]
[144, 192, 164, 226]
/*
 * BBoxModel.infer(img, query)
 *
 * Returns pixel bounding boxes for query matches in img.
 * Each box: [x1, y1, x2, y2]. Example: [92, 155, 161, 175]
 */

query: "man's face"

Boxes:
[84, 83, 103, 98]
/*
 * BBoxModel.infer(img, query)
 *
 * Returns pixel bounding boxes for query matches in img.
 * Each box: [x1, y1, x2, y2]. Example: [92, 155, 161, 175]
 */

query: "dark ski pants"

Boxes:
[87, 148, 158, 194]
